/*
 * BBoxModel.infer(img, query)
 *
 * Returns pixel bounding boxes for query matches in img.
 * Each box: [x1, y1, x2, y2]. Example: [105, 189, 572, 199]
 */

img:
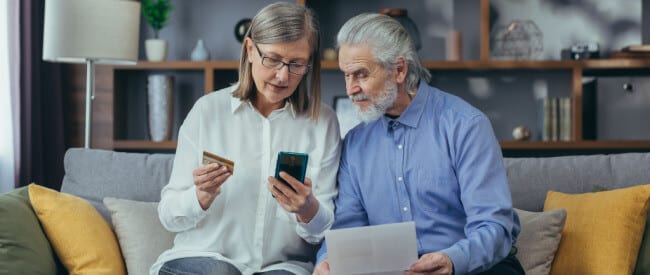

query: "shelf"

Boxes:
[323, 59, 650, 71]
[109, 60, 240, 70]
[104, 59, 650, 72]
[447, 59, 650, 70]
[321, 60, 339, 70]
[322, 60, 579, 70]
[581, 59, 650, 69]
[423, 60, 577, 70]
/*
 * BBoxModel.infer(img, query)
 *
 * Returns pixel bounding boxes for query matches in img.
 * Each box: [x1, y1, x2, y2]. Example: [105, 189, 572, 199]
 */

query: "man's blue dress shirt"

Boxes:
[317, 82, 520, 275]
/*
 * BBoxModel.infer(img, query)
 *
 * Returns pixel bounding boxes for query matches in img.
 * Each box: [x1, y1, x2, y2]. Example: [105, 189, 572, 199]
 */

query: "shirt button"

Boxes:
[398, 176, 403, 181]
[398, 144, 403, 149]
[403, 207, 408, 212]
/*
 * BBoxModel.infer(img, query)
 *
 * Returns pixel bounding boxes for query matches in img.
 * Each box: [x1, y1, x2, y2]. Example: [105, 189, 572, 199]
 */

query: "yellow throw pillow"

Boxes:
[544, 184, 650, 275]
[28, 184, 125, 275]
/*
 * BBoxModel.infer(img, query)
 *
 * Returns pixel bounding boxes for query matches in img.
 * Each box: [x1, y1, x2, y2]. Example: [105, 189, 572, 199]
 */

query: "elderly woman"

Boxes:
[151, 3, 340, 275]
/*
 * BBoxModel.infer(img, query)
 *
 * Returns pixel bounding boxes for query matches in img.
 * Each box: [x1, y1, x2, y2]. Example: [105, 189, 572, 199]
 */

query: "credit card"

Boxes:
[202, 151, 234, 173]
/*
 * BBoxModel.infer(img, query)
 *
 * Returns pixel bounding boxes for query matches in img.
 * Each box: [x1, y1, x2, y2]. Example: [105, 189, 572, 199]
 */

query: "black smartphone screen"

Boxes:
[274, 152, 308, 191]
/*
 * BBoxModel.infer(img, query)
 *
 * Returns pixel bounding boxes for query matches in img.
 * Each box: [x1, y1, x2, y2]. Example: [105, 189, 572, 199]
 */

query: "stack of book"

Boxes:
[540, 97, 572, 141]
[610, 45, 650, 59]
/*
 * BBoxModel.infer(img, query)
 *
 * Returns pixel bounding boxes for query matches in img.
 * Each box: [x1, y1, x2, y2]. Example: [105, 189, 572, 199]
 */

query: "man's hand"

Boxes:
[193, 163, 231, 210]
[268, 173, 319, 223]
[405, 252, 453, 275]
[313, 259, 331, 275]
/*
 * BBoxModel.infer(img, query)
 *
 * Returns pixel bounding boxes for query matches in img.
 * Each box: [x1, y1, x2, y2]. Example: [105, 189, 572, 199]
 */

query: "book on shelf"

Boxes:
[540, 97, 572, 142]
[540, 98, 551, 141]
[550, 98, 558, 141]
[559, 97, 572, 141]
[609, 51, 650, 59]
[610, 45, 650, 59]
[622, 44, 650, 52]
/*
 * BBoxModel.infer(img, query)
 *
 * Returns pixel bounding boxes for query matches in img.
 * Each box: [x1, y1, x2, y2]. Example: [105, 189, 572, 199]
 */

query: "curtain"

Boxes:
[19, 0, 69, 190]
[0, 0, 19, 193]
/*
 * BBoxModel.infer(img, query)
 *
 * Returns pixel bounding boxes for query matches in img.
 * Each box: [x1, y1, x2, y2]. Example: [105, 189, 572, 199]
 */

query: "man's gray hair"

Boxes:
[337, 13, 430, 91]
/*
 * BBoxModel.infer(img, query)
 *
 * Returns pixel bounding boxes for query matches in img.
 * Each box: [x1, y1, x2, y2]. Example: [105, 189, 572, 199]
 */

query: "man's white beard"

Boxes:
[350, 81, 398, 123]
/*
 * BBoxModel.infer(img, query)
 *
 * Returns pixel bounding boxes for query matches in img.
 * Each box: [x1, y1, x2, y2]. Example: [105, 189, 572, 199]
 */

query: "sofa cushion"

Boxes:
[61, 148, 174, 222]
[505, 153, 650, 211]
[0, 186, 60, 274]
[544, 184, 650, 275]
[514, 208, 566, 275]
[104, 197, 175, 275]
[29, 184, 125, 275]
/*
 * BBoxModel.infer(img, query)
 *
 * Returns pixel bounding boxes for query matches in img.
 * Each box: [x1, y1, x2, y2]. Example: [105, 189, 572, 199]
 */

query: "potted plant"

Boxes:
[142, 0, 172, 61]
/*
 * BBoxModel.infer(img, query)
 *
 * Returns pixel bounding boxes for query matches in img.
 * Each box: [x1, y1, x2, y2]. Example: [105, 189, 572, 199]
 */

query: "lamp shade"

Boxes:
[43, 0, 141, 64]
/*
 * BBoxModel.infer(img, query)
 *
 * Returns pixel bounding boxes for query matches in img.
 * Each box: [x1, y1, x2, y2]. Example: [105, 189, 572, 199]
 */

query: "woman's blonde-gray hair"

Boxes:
[233, 2, 321, 119]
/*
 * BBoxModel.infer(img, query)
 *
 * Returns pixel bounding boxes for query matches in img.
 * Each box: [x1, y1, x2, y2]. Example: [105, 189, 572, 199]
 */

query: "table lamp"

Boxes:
[43, 0, 141, 148]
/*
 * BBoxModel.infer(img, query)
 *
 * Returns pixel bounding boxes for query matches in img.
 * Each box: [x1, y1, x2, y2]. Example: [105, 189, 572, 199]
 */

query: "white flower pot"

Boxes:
[145, 39, 168, 61]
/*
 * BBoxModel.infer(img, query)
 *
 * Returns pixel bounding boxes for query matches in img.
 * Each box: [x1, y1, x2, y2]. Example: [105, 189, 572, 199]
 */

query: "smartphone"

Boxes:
[274, 151, 309, 191]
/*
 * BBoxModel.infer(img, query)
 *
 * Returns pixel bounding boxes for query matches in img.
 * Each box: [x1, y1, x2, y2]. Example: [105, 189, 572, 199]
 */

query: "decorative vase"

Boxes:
[379, 8, 421, 51]
[190, 39, 209, 61]
[145, 39, 168, 61]
[147, 74, 174, 142]
[446, 30, 462, 61]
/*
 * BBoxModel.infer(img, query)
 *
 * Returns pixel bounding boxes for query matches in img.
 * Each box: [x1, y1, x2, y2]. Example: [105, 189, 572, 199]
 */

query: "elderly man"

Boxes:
[314, 13, 524, 275]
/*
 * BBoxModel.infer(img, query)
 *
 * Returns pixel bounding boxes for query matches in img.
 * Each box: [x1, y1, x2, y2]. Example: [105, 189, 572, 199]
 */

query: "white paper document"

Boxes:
[325, 221, 418, 275]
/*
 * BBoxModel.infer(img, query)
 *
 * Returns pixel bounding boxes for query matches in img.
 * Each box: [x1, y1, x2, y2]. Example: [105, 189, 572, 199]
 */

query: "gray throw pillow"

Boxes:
[514, 208, 567, 275]
[103, 197, 175, 275]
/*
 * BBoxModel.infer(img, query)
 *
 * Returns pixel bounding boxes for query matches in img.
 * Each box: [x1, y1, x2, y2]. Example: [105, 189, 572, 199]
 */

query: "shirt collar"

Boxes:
[284, 100, 297, 118]
[230, 94, 246, 114]
[380, 81, 428, 129]
[230, 93, 296, 118]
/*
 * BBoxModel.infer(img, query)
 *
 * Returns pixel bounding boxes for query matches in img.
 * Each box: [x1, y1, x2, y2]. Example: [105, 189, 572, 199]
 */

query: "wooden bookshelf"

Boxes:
[112, 60, 239, 70]
[69, 0, 650, 154]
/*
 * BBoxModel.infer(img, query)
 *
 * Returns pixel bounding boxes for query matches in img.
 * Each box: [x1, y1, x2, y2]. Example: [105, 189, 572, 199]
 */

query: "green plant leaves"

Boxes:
[142, 0, 172, 38]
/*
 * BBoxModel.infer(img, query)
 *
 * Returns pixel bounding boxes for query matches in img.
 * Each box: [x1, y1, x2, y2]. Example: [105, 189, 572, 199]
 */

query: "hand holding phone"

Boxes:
[271, 152, 320, 222]
[274, 152, 308, 192]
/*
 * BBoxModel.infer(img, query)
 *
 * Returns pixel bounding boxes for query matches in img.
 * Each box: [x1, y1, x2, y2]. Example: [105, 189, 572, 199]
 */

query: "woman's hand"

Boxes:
[193, 163, 231, 210]
[267, 172, 319, 223]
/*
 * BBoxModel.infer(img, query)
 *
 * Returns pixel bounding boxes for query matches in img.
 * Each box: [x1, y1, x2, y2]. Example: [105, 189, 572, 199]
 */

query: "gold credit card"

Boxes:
[202, 151, 234, 173]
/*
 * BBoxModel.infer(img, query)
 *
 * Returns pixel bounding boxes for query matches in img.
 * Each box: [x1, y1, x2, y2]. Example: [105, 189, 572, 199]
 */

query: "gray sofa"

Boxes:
[60, 148, 650, 274]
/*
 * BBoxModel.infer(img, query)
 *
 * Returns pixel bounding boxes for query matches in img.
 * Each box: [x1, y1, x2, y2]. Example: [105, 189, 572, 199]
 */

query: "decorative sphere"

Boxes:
[512, 126, 531, 141]
[234, 18, 252, 43]
[323, 48, 337, 61]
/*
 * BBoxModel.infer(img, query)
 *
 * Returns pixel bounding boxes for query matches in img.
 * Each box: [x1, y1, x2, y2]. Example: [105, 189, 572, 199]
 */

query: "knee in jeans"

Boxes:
[159, 265, 198, 275]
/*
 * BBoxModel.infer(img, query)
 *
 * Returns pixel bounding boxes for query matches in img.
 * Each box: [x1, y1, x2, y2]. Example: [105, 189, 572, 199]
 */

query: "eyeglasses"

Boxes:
[253, 42, 310, 75]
